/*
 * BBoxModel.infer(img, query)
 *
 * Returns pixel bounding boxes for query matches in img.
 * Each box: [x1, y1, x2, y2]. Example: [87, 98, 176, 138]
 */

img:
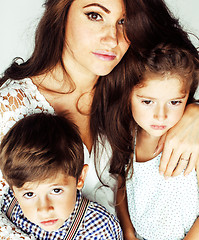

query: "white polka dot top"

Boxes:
[126, 153, 199, 240]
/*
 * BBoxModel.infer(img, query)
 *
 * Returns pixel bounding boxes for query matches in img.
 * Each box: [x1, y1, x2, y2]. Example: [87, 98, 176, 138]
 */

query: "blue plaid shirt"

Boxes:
[2, 189, 123, 239]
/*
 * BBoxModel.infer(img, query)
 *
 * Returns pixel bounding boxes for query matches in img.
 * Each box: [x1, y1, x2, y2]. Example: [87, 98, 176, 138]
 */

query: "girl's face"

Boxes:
[131, 74, 189, 138]
[63, 0, 130, 78]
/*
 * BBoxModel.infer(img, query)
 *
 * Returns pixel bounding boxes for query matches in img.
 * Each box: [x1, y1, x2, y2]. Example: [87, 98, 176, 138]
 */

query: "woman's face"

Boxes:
[63, 0, 130, 78]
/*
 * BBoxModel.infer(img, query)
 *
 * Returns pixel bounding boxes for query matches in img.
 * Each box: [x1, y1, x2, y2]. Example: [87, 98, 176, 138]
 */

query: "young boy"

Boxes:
[0, 113, 123, 239]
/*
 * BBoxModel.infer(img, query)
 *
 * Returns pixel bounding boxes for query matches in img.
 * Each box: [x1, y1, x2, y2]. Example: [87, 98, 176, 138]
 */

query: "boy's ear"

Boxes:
[77, 164, 89, 190]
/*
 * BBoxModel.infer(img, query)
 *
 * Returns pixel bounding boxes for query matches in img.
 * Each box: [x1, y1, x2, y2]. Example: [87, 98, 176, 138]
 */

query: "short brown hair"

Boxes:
[0, 113, 84, 188]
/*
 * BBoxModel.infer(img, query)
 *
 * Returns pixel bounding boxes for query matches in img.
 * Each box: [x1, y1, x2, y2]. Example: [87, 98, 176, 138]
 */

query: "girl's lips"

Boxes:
[92, 52, 116, 61]
[150, 125, 166, 130]
[40, 219, 58, 226]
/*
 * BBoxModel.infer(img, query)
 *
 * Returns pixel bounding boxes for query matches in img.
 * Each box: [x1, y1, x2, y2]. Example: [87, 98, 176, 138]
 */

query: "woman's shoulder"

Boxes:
[1, 77, 34, 89]
[0, 77, 54, 112]
[0, 78, 36, 105]
[0, 212, 34, 240]
[0, 78, 54, 141]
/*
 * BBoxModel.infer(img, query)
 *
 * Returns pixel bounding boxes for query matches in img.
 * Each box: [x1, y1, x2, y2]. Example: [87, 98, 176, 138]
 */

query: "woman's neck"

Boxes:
[135, 129, 161, 162]
[32, 62, 99, 94]
[31, 63, 99, 153]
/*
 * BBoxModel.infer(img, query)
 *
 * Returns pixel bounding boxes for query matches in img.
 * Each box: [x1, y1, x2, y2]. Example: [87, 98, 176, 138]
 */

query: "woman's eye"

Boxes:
[23, 192, 35, 199]
[52, 188, 63, 195]
[85, 12, 102, 21]
[170, 100, 182, 106]
[142, 100, 153, 105]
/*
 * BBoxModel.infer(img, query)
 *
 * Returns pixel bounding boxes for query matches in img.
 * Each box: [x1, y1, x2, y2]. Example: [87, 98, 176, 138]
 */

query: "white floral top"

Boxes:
[0, 78, 55, 140]
[0, 78, 117, 239]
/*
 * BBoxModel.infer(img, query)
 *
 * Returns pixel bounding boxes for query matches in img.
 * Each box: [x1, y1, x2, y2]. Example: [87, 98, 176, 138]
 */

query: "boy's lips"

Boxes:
[40, 219, 58, 226]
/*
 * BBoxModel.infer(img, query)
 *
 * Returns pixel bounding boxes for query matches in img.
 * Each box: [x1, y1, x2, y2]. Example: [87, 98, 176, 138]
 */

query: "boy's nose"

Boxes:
[37, 197, 53, 213]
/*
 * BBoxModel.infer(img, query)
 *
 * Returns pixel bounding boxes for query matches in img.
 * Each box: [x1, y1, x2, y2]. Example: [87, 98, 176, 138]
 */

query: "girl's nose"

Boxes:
[154, 105, 167, 121]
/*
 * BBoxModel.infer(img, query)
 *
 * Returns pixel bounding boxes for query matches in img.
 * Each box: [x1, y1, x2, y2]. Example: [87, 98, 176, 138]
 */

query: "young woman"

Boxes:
[0, 0, 199, 238]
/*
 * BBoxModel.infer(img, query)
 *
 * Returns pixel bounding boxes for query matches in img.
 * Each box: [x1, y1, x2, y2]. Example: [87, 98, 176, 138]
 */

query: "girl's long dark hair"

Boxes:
[103, 43, 199, 179]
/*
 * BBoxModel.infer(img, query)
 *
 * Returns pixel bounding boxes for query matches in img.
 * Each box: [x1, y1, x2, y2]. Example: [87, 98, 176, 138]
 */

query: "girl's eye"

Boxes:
[118, 18, 125, 25]
[52, 188, 63, 195]
[142, 100, 153, 105]
[23, 192, 35, 199]
[170, 100, 182, 106]
[85, 12, 102, 21]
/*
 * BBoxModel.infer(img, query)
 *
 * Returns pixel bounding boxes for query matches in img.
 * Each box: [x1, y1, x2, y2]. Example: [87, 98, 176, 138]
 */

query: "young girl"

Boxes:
[115, 44, 199, 240]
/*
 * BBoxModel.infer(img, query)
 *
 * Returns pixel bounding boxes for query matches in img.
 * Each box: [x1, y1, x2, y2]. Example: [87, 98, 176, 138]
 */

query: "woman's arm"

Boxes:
[183, 217, 199, 240]
[116, 175, 138, 240]
[158, 103, 199, 177]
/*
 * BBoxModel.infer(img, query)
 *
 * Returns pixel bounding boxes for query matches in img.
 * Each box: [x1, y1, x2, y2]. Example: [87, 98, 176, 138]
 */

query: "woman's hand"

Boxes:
[158, 103, 199, 177]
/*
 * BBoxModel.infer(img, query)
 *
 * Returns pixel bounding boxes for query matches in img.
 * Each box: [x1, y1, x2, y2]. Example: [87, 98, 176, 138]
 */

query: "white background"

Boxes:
[0, 0, 44, 74]
[0, 0, 199, 97]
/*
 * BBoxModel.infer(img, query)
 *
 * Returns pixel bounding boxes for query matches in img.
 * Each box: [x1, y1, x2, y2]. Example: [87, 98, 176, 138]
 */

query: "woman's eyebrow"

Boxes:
[83, 3, 110, 13]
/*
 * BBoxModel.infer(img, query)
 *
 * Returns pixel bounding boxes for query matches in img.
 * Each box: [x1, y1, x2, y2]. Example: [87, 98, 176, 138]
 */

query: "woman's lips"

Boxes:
[92, 51, 116, 61]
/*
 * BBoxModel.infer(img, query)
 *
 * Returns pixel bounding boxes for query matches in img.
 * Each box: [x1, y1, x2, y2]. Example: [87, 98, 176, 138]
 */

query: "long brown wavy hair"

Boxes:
[1, 0, 199, 182]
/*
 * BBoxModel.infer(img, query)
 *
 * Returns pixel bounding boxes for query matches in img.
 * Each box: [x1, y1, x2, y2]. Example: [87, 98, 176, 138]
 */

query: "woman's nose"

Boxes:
[100, 25, 118, 48]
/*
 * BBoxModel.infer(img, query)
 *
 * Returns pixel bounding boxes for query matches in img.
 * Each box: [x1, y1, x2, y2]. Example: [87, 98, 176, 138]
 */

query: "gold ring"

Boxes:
[180, 158, 189, 162]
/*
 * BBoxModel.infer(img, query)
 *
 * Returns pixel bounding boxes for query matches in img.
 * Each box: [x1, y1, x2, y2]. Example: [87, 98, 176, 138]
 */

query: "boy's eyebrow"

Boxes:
[17, 187, 32, 191]
[83, 3, 110, 13]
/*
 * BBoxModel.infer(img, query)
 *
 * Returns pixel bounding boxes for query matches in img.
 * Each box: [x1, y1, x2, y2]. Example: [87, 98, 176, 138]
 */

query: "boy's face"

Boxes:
[131, 74, 189, 138]
[12, 166, 88, 231]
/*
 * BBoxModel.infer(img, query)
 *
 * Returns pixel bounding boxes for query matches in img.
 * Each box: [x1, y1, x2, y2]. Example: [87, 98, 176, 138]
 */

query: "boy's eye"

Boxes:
[142, 100, 153, 105]
[85, 12, 102, 21]
[52, 188, 63, 195]
[23, 192, 35, 199]
[170, 100, 182, 106]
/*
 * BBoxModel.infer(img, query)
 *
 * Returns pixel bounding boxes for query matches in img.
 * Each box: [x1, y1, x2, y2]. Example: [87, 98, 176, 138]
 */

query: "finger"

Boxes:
[172, 155, 190, 177]
[154, 134, 166, 155]
[163, 150, 182, 177]
[159, 143, 173, 175]
[184, 153, 198, 176]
